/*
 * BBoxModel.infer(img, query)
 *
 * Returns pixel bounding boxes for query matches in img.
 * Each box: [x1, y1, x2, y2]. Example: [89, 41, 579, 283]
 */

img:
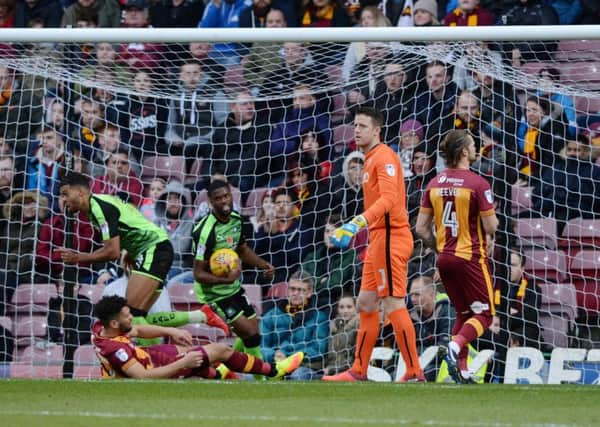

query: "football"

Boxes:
[209, 248, 240, 277]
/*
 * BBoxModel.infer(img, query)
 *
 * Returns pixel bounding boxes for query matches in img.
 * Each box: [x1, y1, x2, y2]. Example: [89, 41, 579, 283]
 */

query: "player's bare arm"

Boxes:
[193, 259, 241, 285]
[481, 213, 499, 236]
[415, 211, 437, 251]
[237, 243, 275, 278]
[131, 324, 193, 346]
[59, 236, 121, 264]
[123, 351, 204, 379]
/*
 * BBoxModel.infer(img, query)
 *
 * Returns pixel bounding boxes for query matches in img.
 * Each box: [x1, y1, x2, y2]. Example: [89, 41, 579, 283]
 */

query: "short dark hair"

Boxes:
[60, 171, 90, 189]
[526, 95, 550, 115]
[207, 179, 230, 197]
[272, 186, 298, 204]
[94, 295, 128, 327]
[354, 106, 384, 128]
[440, 129, 471, 169]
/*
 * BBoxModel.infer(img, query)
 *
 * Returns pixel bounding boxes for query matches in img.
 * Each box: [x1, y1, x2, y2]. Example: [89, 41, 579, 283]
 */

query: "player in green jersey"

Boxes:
[192, 180, 274, 366]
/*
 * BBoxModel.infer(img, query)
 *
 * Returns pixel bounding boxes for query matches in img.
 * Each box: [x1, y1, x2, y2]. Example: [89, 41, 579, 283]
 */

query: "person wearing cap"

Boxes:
[61, 0, 120, 28]
[413, 0, 440, 26]
[150, 0, 205, 28]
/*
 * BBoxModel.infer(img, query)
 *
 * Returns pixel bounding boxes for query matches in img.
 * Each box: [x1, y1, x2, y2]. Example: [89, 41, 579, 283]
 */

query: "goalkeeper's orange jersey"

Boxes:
[361, 143, 411, 235]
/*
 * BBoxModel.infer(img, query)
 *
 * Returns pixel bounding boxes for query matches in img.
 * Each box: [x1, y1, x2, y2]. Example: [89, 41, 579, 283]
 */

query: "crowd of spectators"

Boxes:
[0, 0, 599, 379]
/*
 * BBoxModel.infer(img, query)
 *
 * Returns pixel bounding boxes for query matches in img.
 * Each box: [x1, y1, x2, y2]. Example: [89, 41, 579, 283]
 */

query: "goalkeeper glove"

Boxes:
[330, 215, 367, 249]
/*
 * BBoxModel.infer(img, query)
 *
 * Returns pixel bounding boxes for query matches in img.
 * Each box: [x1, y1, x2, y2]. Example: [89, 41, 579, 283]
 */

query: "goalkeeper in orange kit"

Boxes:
[323, 107, 424, 382]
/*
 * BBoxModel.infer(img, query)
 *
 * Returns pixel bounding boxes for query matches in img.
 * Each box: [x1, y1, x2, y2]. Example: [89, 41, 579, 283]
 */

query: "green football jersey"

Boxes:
[191, 210, 246, 302]
[89, 194, 169, 259]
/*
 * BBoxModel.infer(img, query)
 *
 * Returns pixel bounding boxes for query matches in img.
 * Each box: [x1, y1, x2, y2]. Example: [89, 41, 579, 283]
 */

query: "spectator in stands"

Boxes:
[330, 150, 363, 221]
[154, 181, 195, 280]
[407, 229, 437, 281]
[503, 249, 542, 349]
[516, 95, 567, 185]
[0, 155, 21, 224]
[297, 129, 336, 180]
[248, 187, 313, 286]
[45, 98, 68, 137]
[61, 0, 120, 27]
[150, 0, 205, 27]
[300, 214, 359, 312]
[0, 65, 43, 154]
[409, 275, 454, 381]
[499, 0, 559, 65]
[322, 294, 358, 376]
[198, 0, 248, 66]
[71, 98, 104, 160]
[405, 143, 436, 222]
[347, 42, 395, 101]
[140, 177, 166, 222]
[90, 148, 144, 207]
[14, 0, 62, 27]
[453, 42, 503, 91]
[239, 0, 298, 27]
[79, 42, 131, 88]
[260, 42, 327, 121]
[36, 195, 95, 284]
[25, 126, 69, 211]
[112, 69, 170, 161]
[342, 6, 391, 83]
[443, 0, 494, 26]
[409, 60, 459, 129]
[119, 0, 165, 70]
[205, 89, 272, 194]
[164, 59, 227, 160]
[300, 0, 353, 65]
[580, 0, 600, 24]
[249, 188, 276, 233]
[0, 0, 15, 27]
[270, 84, 332, 176]
[392, 118, 424, 178]
[412, 0, 441, 26]
[0, 190, 48, 314]
[531, 135, 600, 229]
[261, 270, 329, 380]
[241, 8, 286, 90]
[183, 42, 225, 89]
[546, 0, 582, 25]
[536, 67, 577, 136]
[89, 122, 140, 178]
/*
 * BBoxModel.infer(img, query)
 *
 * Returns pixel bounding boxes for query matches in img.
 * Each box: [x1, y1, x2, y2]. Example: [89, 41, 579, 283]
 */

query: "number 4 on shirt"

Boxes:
[442, 201, 458, 237]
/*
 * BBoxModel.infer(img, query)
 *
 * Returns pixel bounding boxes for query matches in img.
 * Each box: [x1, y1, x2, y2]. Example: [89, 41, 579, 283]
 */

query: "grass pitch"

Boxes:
[1, 380, 599, 427]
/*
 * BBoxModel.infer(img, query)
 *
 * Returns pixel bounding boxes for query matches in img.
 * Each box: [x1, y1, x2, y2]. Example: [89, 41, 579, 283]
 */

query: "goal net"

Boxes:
[0, 28, 599, 383]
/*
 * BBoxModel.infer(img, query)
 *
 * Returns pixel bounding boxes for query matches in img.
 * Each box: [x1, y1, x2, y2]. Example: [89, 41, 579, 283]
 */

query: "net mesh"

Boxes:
[1, 38, 600, 382]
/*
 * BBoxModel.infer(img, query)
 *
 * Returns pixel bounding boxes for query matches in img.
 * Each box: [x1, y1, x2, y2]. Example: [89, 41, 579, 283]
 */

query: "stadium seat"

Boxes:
[539, 283, 577, 348]
[266, 282, 288, 299]
[569, 250, 600, 316]
[523, 249, 567, 283]
[10, 284, 57, 314]
[574, 96, 600, 115]
[0, 315, 12, 333]
[333, 123, 354, 153]
[9, 363, 62, 379]
[511, 185, 533, 215]
[141, 156, 186, 184]
[74, 345, 100, 366]
[555, 40, 600, 61]
[167, 283, 200, 311]
[13, 315, 48, 346]
[514, 217, 558, 249]
[180, 323, 226, 344]
[185, 158, 203, 186]
[560, 218, 600, 255]
[241, 186, 269, 217]
[78, 284, 105, 304]
[242, 284, 262, 316]
[17, 344, 63, 364]
[560, 62, 600, 90]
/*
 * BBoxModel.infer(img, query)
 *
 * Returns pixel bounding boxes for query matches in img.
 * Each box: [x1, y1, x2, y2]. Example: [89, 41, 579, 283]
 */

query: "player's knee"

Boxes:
[129, 307, 148, 317]
[242, 334, 261, 349]
[357, 293, 378, 313]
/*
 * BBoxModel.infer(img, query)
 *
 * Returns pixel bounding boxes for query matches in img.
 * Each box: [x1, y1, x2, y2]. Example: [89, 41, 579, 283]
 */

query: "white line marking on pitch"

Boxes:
[0, 410, 583, 427]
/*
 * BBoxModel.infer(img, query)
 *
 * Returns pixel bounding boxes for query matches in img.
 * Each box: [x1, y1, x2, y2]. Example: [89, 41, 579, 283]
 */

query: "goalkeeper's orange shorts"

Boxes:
[361, 228, 413, 298]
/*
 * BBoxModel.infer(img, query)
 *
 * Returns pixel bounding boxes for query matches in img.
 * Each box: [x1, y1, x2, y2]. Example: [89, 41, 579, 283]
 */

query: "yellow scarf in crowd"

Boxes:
[449, 7, 479, 26]
[302, 5, 334, 26]
[520, 128, 538, 176]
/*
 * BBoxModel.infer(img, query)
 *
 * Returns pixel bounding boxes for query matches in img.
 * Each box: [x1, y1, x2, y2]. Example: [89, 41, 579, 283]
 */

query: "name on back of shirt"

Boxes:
[436, 187, 458, 197]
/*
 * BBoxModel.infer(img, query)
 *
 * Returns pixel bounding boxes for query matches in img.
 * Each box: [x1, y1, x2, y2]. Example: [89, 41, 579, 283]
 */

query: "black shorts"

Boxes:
[132, 240, 174, 289]
[211, 287, 257, 324]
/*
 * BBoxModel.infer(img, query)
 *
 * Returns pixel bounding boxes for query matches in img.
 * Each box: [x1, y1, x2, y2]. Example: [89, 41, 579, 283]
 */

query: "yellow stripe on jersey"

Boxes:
[480, 257, 496, 316]
[455, 187, 473, 261]
[430, 188, 446, 253]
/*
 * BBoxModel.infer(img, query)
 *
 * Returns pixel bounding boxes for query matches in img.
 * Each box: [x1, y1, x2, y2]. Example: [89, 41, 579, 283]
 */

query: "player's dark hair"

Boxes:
[94, 295, 128, 327]
[440, 129, 471, 169]
[526, 95, 551, 115]
[60, 171, 90, 189]
[354, 106, 384, 128]
[207, 179, 230, 197]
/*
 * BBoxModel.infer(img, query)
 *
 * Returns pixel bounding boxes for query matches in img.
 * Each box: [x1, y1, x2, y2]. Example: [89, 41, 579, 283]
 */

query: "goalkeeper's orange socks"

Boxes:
[388, 307, 422, 377]
[351, 310, 380, 377]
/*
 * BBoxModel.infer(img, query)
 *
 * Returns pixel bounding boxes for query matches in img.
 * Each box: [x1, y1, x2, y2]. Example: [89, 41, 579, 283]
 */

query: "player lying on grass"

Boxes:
[93, 295, 304, 379]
